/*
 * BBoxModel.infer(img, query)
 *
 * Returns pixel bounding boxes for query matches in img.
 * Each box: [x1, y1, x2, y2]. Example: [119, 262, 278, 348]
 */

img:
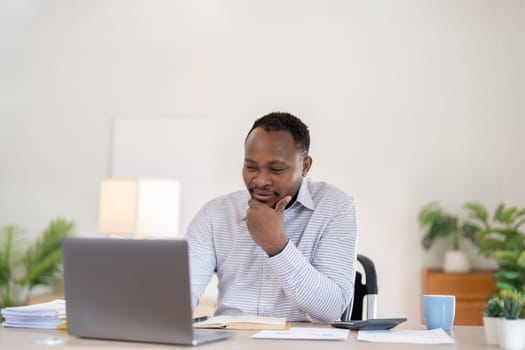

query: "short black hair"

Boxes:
[246, 112, 310, 155]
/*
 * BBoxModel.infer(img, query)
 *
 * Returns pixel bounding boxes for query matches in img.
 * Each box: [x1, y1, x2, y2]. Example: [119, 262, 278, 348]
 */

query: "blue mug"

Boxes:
[423, 295, 455, 331]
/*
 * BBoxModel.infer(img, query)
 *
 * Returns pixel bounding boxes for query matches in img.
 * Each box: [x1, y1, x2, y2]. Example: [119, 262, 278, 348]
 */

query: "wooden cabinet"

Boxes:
[422, 269, 497, 326]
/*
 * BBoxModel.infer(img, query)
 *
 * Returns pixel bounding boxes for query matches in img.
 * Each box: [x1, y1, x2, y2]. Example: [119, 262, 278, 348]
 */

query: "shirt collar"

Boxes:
[293, 177, 314, 211]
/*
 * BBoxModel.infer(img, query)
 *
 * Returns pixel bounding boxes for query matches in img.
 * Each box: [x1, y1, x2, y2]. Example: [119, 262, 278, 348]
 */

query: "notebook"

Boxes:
[62, 237, 234, 346]
[194, 315, 289, 330]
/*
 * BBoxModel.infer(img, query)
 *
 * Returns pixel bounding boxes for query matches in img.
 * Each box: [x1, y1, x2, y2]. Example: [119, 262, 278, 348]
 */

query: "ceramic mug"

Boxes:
[423, 294, 455, 331]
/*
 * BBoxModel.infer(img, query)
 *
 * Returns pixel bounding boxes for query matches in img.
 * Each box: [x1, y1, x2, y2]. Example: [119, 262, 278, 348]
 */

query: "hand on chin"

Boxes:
[246, 195, 291, 256]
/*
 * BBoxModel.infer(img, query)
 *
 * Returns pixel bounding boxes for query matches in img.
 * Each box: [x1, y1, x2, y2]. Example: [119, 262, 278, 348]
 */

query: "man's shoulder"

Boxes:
[306, 179, 354, 206]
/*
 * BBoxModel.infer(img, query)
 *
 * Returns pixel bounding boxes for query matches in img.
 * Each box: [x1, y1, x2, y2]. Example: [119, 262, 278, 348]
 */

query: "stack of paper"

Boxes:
[1, 299, 67, 330]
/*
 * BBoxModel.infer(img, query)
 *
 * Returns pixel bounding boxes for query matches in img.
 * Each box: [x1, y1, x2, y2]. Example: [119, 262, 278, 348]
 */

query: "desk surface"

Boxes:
[0, 324, 489, 350]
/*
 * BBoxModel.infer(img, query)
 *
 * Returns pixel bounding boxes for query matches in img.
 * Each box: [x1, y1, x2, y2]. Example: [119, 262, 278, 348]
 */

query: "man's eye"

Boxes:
[245, 166, 257, 172]
[271, 168, 285, 174]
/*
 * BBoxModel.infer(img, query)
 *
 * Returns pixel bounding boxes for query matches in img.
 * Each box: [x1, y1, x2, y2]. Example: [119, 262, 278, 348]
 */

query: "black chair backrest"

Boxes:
[340, 254, 378, 321]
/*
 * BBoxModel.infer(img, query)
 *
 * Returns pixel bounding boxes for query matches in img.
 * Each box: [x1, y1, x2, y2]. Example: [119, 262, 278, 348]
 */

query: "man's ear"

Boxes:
[302, 156, 312, 177]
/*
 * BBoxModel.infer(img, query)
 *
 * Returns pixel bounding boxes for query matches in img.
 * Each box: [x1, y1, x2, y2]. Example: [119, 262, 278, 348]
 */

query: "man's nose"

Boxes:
[252, 170, 271, 187]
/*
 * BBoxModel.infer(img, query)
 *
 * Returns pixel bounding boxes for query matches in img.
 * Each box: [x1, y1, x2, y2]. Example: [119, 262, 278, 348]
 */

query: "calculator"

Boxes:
[331, 318, 407, 330]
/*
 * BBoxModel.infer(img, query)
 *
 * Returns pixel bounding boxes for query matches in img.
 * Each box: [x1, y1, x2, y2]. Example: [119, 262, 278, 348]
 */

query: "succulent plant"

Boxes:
[499, 289, 524, 320]
[483, 297, 503, 317]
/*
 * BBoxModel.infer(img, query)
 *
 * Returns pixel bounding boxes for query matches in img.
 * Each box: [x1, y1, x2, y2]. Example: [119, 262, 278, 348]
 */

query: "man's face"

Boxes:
[243, 128, 311, 208]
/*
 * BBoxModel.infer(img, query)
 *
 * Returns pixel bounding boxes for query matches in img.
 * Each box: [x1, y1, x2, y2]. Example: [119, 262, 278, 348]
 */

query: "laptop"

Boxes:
[62, 237, 234, 345]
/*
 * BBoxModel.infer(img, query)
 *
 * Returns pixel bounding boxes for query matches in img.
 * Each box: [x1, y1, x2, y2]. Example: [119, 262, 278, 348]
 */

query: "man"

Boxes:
[185, 112, 358, 323]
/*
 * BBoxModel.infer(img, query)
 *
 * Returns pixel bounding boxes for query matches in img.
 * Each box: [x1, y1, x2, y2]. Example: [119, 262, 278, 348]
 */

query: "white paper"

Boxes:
[2, 321, 64, 330]
[357, 328, 455, 344]
[252, 327, 349, 340]
[1, 300, 66, 330]
[0, 299, 65, 316]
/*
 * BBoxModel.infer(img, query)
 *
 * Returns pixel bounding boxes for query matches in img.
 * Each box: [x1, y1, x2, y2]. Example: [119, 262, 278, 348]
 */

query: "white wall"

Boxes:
[1, 0, 524, 325]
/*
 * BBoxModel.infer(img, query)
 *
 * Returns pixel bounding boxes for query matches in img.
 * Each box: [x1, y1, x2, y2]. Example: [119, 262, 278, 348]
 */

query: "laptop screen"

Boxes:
[62, 238, 196, 344]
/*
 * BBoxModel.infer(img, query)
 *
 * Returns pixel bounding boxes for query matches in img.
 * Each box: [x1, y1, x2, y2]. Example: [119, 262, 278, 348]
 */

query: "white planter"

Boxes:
[483, 316, 499, 346]
[443, 250, 470, 273]
[497, 318, 525, 350]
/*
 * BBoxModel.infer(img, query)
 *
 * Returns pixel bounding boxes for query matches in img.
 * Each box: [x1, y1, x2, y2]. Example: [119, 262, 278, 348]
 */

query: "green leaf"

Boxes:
[464, 202, 488, 224]
[476, 228, 494, 241]
[430, 216, 458, 237]
[461, 223, 480, 246]
[20, 218, 75, 289]
[494, 203, 505, 223]
[18, 249, 63, 286]
[515, 209, 525, 219]
[484, 298, 503, 317]
[477, 228, 524, 248]
[513, 217, 525, 231]
[418, 202, 441, 226]
[506, 233, 525, 251]
[478, 239, 506, 256]
[0, 225, 27, 308]
[499, 290, 525, 320]
[0, 226, 25, 287]
[492, 251, 521, 269]
[0, 227, 13, 287]
[496, 280, 520, 291]
[491, 250, 519, 260]
[517, 251, 525, 268]
[418, 203, 460, 250]
[494, 270, 523, 281]
[501, 207, 518, 225]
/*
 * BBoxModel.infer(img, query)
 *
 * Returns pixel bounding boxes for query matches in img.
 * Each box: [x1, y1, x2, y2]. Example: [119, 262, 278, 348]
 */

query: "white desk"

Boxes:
[0, 325, 490, 350]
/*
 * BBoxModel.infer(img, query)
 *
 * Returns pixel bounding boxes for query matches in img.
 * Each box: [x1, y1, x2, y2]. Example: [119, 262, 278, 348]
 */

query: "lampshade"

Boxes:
[98, 178, 181, 238]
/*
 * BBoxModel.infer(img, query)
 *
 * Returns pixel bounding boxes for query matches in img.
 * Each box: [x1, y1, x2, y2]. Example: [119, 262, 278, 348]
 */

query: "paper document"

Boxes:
[1, 299, 67, 330]
[357, 328, 455, 344]
[253, 327, 349, 340]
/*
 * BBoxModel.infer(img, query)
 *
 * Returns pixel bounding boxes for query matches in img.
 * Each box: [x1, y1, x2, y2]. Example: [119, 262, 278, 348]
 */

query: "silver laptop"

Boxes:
[62, 237, 233, 345]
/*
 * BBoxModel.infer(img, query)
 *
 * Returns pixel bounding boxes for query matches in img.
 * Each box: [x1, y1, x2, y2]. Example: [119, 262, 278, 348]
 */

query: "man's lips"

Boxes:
[252, 189, 274, 201]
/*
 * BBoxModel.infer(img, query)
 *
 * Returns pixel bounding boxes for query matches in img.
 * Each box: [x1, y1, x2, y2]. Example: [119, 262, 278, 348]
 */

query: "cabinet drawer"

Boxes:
[424, 270, 496, 300]
[455, 300, 488, 325]
[422, 269, 497, 326]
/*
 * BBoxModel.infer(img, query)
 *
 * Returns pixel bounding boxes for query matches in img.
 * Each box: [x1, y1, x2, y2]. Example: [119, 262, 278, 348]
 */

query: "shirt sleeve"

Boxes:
[266, 194, 358, 323]
[184, 203, 217, 311]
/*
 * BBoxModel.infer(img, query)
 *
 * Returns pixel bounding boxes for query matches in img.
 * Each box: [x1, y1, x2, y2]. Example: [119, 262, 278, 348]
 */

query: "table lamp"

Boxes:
[98, 177, 181, 238]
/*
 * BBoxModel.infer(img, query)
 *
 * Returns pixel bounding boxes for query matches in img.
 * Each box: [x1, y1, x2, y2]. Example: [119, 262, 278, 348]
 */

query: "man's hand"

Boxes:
[246, 195, 292, 256]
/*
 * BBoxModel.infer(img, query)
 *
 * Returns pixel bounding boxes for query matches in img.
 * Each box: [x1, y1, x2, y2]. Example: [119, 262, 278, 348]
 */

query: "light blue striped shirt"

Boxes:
[184, 178, 358, 323]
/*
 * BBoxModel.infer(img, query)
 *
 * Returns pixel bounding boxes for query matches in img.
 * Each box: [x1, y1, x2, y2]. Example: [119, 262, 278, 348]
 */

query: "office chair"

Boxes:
[340, 254, 378, 321]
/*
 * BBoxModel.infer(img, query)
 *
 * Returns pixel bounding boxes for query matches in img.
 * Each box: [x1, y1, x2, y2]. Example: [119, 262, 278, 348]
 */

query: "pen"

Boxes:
[192, 316, 210, 323]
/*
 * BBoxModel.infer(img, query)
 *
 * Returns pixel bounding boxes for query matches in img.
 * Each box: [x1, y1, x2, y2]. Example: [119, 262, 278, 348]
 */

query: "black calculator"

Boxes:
[331, 318, 407, 330]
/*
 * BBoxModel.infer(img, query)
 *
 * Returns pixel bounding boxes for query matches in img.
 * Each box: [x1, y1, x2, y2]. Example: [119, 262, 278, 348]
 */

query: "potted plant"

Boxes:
[418, 202, 479, 273]
[0, 218, 75, 308]
[464, 202, 525, 293]
[496, 289, 525, 350]
[483, 295, 503, 345]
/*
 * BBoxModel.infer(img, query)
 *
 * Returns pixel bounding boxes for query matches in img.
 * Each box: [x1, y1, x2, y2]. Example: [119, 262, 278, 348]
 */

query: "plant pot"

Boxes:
[443, 250, 470, 273]
[483, 316, 499, 346]
[497, 318, 525, 350]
